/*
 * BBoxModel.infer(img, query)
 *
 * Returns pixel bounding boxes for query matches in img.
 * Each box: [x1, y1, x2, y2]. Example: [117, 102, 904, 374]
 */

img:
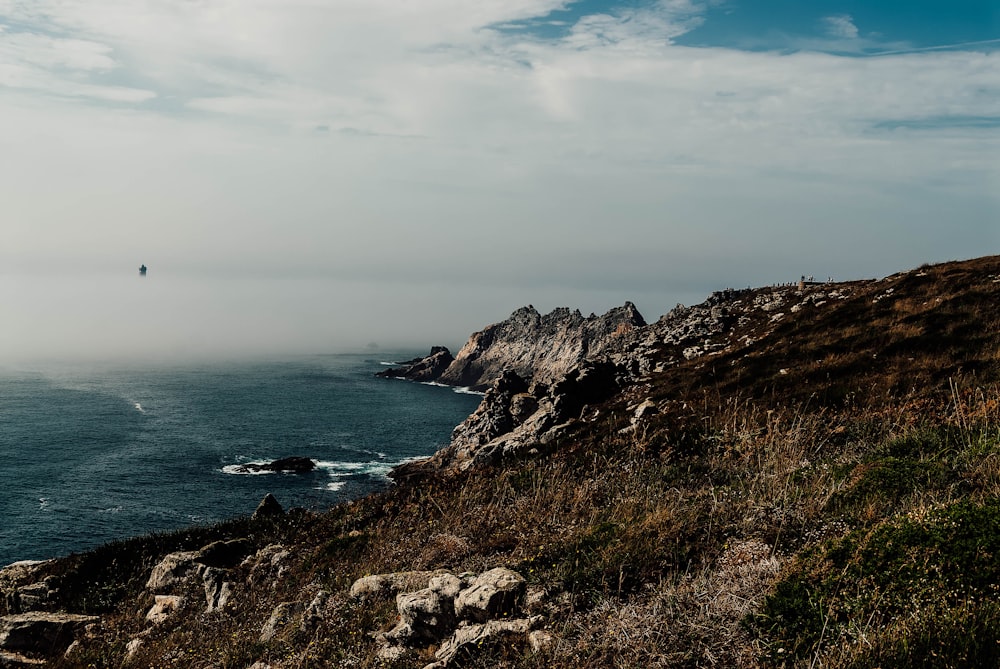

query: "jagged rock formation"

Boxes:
[376, 346, 455, 382]
[379, 304, 645, 392]
[397, 283, 866, 474]
[436, 302, 645, 390]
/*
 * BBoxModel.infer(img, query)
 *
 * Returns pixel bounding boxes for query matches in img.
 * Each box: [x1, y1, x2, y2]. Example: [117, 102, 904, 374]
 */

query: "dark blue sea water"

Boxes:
[0, 354, 481, 567]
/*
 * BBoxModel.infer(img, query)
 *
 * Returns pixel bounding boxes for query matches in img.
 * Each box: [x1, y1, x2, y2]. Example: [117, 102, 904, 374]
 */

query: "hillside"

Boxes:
[3, 256, 1000, 668]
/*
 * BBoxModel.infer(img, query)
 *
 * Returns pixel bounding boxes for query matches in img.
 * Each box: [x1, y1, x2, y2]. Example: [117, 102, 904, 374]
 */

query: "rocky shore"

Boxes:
[5, 256, 1000, 667]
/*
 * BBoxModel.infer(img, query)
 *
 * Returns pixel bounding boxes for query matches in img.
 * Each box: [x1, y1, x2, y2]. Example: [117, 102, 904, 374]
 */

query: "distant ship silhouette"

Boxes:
[139, 264, 147, 276]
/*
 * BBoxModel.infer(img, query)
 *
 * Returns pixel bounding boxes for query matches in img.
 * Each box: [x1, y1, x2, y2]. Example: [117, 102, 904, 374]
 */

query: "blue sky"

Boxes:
[499, 0, 999, 52]
[0, 0, 997, 360]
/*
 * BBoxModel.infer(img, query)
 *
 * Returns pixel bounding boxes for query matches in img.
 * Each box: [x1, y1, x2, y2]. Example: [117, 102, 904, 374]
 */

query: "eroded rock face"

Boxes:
[386, 587, 456, 646]
[429, 360, 620, 472]
[349, 571, 441, 600]
[358, 567, 544, 666]
[428, 617, 543, 668]
[202, 568, 233, 613]
[145, 552, 202, 593]
[435, 303, 645, 391]
[454, 568, 526, 623]
[145, 595, 184, 625]
[0, 612, 98, 654]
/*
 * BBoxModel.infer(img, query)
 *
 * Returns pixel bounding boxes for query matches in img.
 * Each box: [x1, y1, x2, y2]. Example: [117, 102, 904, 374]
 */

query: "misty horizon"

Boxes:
[1, 2, 995, 364]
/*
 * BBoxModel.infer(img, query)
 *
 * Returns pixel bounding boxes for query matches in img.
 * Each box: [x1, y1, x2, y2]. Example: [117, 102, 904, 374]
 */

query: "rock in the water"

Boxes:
[252, 494, 285, 520]
[235, 457, 315, 474]
[376, 347, 454, 382]
[454, 568, 526, 623]
[0, 612, 98, 655]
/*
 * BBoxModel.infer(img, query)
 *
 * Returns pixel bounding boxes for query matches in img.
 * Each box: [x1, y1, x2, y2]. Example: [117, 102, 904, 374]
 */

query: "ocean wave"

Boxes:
[99, 505, 124, 514]
[315, 460, 396, 477]
[419, 380, 484, 396]
[334, 445, 387, 459]
[220, 463, 275, 476]
[321, 481, 346, 492]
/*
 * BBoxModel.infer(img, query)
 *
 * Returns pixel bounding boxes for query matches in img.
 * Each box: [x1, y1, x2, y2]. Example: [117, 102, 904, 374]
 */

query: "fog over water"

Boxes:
[0, 269, 709, 363]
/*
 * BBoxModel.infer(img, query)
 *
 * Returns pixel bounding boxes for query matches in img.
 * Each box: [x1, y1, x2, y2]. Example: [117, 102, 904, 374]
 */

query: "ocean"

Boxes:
[0, 354, 481, 567]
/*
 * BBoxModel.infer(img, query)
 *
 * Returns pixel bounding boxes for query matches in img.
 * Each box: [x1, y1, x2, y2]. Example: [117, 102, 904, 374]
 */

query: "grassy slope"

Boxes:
[22, 256, 1000, 668]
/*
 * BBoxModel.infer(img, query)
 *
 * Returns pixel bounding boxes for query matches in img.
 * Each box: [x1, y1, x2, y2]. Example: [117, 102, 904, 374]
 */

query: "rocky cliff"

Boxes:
[8, 256, 1000, 668]
[376, 346, 455, 382]
[411, 283, 856, 473]
[382, 303, 645, 392]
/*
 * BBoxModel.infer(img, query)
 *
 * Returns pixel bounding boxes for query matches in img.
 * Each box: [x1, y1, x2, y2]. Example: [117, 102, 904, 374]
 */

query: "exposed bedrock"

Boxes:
[428, 360, 621, 471]
[435, 302, 645, 391]
[376, 346, 454, 382]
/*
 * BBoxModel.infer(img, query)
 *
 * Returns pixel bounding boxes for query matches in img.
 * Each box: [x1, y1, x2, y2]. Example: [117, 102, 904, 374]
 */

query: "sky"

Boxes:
[1, 0, 997, 361]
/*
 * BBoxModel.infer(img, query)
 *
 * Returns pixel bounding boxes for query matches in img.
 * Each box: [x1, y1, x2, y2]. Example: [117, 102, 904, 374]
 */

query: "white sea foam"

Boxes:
[419, 380, 484, 396]
[220, 463, 274, 476]
[133, 402, 145, 413]
[99, 505, 124, 514]
[322, 481, 346, 492]
[315, 460, 391, 476]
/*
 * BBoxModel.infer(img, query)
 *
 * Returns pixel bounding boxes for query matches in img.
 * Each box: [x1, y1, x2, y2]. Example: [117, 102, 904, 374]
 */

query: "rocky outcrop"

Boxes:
[145, 552, 202, 593]
[233, 457, 316, 474]
[252, 493, 285, 520]
[435, 303, 645, 391]
[377, 347, 454, 382]
[454, 568, 526, 623]
[352, 567, 544, 668]
[393, 285, 848, 475]
[260, 602, 303, 642]
[145, 595, 184, 625]
[423, 360, 621, 472]
[0, 612, 98, 655]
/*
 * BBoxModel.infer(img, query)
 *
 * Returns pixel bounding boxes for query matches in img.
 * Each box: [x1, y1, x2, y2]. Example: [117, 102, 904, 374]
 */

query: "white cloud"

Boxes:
[823, 14, 859, 40]
[0, 1, 996, 358]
